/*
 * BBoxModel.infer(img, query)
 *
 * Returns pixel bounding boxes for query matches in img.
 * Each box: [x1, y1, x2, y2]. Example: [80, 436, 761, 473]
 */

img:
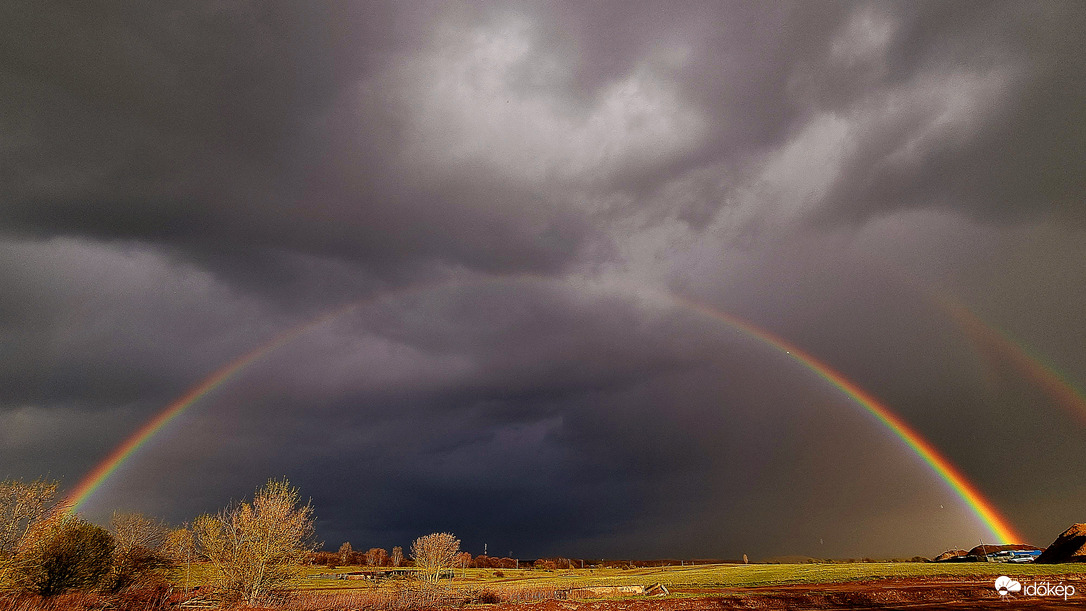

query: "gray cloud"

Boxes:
[2, 1, 1084, 559]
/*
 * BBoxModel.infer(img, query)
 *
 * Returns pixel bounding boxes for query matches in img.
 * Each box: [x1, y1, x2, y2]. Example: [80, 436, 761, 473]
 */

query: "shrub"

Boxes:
[16, 516, 114, 595]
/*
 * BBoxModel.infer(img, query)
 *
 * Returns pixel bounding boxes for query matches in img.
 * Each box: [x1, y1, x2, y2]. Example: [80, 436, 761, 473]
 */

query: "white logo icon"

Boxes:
[995, 576, 1022, 597]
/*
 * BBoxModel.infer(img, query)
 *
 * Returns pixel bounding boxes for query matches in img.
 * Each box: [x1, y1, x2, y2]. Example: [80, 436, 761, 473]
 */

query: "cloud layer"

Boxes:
[2, 1, 1084, 559]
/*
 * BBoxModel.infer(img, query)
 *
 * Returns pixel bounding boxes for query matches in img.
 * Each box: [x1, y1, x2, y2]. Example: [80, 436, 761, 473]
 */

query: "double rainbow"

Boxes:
[674, 295, 1021, 544]
[62, 283, 1023, 544]
[940, 297, 1086, 423]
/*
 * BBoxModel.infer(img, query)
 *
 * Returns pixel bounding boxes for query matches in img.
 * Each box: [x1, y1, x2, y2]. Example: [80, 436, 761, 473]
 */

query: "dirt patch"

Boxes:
[442, 577, 1086, 610]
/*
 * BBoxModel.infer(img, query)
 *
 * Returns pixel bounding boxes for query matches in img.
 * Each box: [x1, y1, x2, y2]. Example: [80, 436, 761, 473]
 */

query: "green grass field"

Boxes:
[284, 562, 1086, 593]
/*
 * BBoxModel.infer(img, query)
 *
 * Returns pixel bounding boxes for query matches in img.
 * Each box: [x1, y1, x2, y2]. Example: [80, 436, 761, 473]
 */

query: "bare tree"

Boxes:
[454, 551, 472, 578]
[107, 512, 171, 591]
[337, 541, 353, 566]
[364, 547, 389, 567]
[194, 479, 317, 605]
[110, 513, 167, 553]
[0, 479, 59, 588]
[391, 546, 403, 567]
[410, 533, 460, 583]
[164, 526, 195, 592]
[0, 479, 58, 556]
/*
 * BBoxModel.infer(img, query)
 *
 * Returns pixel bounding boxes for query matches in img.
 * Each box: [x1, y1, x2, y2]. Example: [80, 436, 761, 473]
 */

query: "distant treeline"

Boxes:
[311, 549, 740, 570]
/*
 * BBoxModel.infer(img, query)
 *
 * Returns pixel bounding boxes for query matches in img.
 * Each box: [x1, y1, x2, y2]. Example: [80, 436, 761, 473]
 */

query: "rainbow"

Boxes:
[62, 280, 1023, 544]
[62, 303, 359, 514]
[62, 276, 529, 512]
[671, 295, 1022, 544]
[940, 298, 1086, 424]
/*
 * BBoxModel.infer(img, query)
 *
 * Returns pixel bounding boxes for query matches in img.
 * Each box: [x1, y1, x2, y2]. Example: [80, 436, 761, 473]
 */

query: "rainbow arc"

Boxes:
[63, 280, 1022, 544]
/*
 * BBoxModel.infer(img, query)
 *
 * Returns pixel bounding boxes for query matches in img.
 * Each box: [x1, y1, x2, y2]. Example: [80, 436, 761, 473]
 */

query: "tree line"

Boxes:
[2, 475, 641, 608]
[0, 477, 316, 606]
[0, 477, 473, 606]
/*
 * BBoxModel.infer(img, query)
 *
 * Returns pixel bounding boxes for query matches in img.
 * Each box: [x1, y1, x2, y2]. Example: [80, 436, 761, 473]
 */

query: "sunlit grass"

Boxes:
[591, 562, 1086, 588]
[264, 562, 1086, 593]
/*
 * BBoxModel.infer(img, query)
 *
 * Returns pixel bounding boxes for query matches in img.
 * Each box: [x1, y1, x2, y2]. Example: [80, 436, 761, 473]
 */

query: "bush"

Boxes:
[16, 517, 114, 595]
[465, 589, 502, 604]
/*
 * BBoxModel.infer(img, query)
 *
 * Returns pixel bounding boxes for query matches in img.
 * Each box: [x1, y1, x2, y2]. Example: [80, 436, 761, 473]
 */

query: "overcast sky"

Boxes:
[2, 1, 1084, 560]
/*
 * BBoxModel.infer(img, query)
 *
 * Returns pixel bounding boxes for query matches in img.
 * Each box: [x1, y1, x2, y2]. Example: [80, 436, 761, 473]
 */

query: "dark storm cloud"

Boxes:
[3, 1, 1085, 559]
[3, 1, 1083, 274]
[77, 283, 776, 554]
[0, 238, 283, 408]
[794, 1, 1086, 224]
[0, 1, 599, 292]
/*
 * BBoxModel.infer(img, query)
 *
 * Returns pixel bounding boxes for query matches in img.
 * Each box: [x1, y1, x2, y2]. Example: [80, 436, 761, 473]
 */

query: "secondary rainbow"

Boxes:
[939, 297, 1086, 424]
[673, 294, 1022, 545]
[63, 280, 1023, 544]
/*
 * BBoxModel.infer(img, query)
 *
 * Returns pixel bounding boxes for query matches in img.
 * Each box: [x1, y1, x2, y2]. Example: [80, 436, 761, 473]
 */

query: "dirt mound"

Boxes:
[966, 543, 1041, 557]
[933, 549, 969, 562]
[1036, 523, 1086, 563]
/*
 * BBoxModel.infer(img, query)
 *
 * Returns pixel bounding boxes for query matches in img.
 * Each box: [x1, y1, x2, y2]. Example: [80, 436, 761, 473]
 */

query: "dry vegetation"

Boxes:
[3, 477, 1086, 610]
[410, 533, 460, 583]
[193, 479, 317, 606]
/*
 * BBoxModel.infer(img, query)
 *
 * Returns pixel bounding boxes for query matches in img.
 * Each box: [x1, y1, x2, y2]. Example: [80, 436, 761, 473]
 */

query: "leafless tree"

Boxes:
[410, 532, 460, 582]
[193, 479, 317, 605]
[107, 512, 171, 591]
[338, 541, 353, 566]
[391, 546, 403, 567]
[165, 526, 195, 592]
[110, 513, 167, 552]
[0, 479, 58, 556]
[454, 551, 472, 577]
[0, 479, 59, 588]
[364, 547, 389, 567]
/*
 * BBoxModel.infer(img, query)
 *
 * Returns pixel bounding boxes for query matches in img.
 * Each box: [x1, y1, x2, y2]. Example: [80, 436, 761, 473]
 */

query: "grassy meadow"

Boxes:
[287, 561, 1086, 593]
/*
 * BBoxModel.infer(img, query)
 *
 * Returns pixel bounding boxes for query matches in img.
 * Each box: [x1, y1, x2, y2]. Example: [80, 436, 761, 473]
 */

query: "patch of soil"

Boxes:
[443, 577, 1086, 610]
